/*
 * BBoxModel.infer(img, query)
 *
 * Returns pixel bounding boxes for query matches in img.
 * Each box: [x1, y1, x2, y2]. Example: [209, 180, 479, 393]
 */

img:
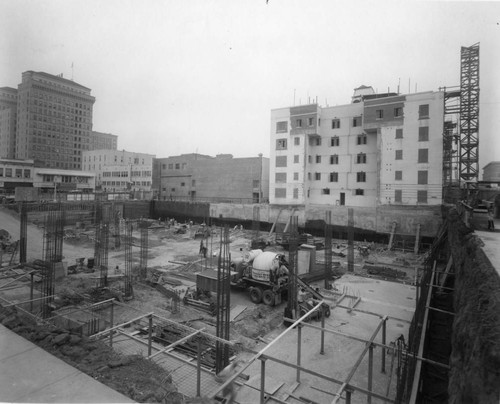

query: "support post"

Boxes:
[148, 314, 153, 356]
[30, 273, 34, 313]
[260, 357, 267, 404]
[109, 301, 114, 347]
[320, 306, 325, 355]
[381, 318, 386, 373]
[20, 203, 27, 264]
[296, 324, 302, 382]
[368, 344, 374, 404]
[197, 338, 202, 397]
[345, 388, 352, 404]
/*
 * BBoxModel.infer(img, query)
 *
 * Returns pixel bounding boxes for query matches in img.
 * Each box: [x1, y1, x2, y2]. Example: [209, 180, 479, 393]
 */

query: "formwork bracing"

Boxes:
[215, 225, 231, 373]
[459, 43, 480, 185]
[139, 221, 148, 281]
[324, 211, 333, 289]
[124, 222, 134, 298]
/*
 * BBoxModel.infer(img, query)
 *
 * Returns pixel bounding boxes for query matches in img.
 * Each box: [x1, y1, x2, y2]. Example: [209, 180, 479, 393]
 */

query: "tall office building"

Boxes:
[270, 86, 444, 207]
[15, 71, 95, 169]
[90, 131, 118, 151]
[0, 87, 18, 159]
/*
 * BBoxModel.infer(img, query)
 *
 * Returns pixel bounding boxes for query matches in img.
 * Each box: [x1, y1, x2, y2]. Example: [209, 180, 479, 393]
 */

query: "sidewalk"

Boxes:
[0, 324, 133, 403]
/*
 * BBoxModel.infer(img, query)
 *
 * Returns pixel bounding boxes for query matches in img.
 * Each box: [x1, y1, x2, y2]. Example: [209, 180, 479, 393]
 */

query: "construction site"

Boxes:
[1, 44, 499, 404]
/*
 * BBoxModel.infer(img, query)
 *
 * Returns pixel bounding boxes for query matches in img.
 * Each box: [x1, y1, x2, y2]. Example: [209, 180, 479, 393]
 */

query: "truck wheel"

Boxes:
[262, 290, 275, 306]
[250, 287, 263, 304]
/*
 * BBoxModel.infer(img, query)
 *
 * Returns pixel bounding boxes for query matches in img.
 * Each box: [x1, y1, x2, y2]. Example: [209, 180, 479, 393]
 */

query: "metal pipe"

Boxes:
[320, 306, 325, 355]
[197, 339, 202, 397]
[381, 318, 387, 373]
[260, 358, 267, 404]
[368, 344, 373, 404]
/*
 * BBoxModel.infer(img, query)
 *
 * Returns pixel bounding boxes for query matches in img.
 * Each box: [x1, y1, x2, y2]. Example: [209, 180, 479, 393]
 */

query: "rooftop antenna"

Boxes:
[71, 62, 74, 81]
[397, 77, 401, 94]
[408, 78, 411, 93]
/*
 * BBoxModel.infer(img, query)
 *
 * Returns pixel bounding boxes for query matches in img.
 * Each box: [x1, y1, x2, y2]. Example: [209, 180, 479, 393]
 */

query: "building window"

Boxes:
[395, 129, 403, 139]
[376, 109, 383, 119]
[316, 155, 321, 163]
[357, 135, 367, 145]
[275, 188, 286, 198]
[314, 137, 321, 146]
[24, 169, 31, 178]
[329, 172, 338, 182]
[308, 155, 312, 164]
[395, 170, 403, 180]
[355, 189, 364, 196]
[15, 169, 22, 178]
[296, 118, 302, 128]
[394, 107, 403, 118]
[275, 172, 287, 183]
[418, 149, 429, 163]
[330, 136, 340, 147]
[356, 172, 366, 182]
[175, 163, 180, 169]
[5, 168, 12, 177]
[315, 172, 321, 181]
[395, 189, 402, 203]
[293, 172, 299, 181]
[293, 188, 299, 199]
[276, 138, 287, 150]
[395, 150, 403, 160]
[332, 119, 340, 129]
[294, 137, 300, 146]
[418, 127, 429, 141]
[276, 121, 288, 133]
[322, 188, 330, 195]
[308, 117, 314, 126]
[192, 180, 196, 186]
[330, 155, 339, 165]
[418, 170, 428, 184]
[353, 116, 361, 127]
[419, 104, 429, 119]
[417, 190, 428, 203]
[181, 182, 185, 186]
[276, 156, 287, 167]
[356, 153, 367, 164]
[168, 164, 173, 169]
[307, 172, 311, 180]
[294, 155, 299, 164]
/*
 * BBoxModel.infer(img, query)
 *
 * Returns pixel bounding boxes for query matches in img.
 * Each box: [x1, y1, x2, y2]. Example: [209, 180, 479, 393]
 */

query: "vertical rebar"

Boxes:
[124, 221, 133, 298]
[252, 205, 260, 240]
[197, 339, 202, 397]
[215, 225, 231, 373]
[19, 203, 27, 263]
[348, 208, 354, 273]
[382, 318, 387, 373]
[287, 216, 299, 319]
[140, 221, 148, 281]
[325, 211, 332, 289]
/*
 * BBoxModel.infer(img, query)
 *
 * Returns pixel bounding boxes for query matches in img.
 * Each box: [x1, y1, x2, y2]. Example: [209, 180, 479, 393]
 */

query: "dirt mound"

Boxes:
[0, 306, 183, 403]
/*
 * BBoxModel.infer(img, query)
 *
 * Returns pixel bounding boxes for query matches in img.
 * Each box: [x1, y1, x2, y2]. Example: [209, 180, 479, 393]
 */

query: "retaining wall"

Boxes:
[447, 208, 500, 403]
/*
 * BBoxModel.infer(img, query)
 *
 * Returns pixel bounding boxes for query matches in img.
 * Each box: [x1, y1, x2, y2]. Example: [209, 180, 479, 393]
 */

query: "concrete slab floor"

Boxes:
[236, 274, 415, 404]
[0, 324, 133, 403]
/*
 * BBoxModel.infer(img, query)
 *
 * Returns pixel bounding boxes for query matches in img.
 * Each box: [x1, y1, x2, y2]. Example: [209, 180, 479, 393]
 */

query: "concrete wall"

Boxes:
[447, 209, 500, 403]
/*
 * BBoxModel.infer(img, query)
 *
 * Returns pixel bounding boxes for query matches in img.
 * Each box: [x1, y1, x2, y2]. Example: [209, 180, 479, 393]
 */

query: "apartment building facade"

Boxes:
[270, 88, 444, 207]
[15, 71, 95, 169]
[82, 149, 155, 193]
[0, 87, 18, 159]
[153, 153, 269, 202]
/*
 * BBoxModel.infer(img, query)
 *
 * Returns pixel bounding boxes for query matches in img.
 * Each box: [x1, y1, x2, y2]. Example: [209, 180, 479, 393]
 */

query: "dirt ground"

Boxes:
[0, 206, 423, 402]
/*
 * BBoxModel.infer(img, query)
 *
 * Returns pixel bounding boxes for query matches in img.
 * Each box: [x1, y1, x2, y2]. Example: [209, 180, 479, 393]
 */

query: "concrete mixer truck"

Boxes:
[231, 250, 290, 306]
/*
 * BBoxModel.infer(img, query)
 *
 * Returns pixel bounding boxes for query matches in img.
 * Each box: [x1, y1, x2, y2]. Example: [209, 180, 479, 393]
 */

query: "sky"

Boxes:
[1, 0, 499, 172]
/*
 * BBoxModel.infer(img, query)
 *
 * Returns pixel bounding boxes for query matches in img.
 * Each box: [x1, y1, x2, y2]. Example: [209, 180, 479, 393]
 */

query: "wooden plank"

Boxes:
[230, 305, 247, 322]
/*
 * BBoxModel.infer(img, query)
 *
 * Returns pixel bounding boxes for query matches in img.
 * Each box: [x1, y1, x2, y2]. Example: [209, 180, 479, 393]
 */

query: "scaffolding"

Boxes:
[215, 226, 231, 373]
[459, 43, 480, 186]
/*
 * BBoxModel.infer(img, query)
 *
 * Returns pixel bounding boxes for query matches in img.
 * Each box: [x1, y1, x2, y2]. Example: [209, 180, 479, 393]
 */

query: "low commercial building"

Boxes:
[153, 153, 269, 203]
[482, 161, 500, 182]
[82, 149, 155, 195]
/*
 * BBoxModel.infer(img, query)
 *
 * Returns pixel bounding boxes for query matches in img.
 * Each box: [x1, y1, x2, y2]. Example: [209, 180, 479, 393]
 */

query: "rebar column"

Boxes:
[114, 208, 121, 249]
[347, 208, 354, 273]
[324, 211, 332, 289]
[124, 222, 133, 298]
[252, 205, 260, 240]
[139, 221, 148, 281]
[19, 202, 28, 263]
[215, 225, 231, 374]
[286, 216, 299, 319]
[98, 223, 109, 288]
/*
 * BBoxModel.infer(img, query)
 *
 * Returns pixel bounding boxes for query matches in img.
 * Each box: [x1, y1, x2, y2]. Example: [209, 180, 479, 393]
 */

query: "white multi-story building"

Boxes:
[270, 87, 444, 207]
[82, 149, 155, 193]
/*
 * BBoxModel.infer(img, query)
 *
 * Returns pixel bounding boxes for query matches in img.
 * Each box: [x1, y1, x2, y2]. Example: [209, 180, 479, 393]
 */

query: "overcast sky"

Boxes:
[1, 0, 499, 171]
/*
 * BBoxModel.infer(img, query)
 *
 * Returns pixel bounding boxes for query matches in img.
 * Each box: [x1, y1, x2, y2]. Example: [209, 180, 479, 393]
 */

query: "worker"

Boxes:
[487, 209, 495, 231]
[298, 287, 307, 304]
[216, 360, 240, 403]
[199, 240, 207, 258]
